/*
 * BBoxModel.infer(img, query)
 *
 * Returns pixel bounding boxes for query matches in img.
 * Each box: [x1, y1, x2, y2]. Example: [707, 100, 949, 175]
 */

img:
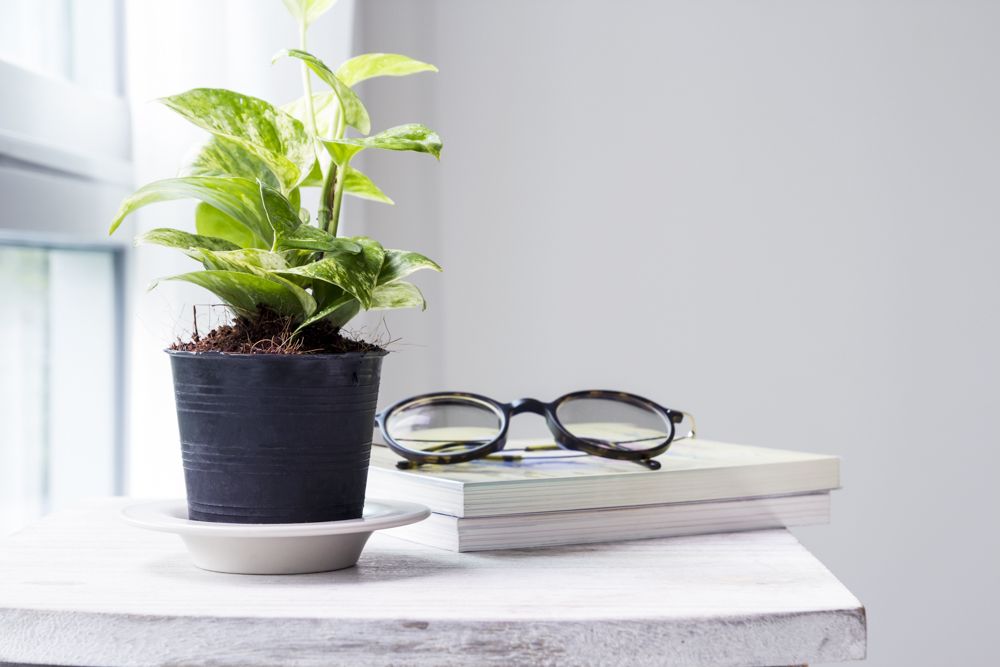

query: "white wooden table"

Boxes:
[0, 499, 865, 667]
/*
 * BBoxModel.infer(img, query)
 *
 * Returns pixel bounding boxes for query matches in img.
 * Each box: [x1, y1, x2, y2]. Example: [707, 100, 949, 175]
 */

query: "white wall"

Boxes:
[356, 1, 1000, 665]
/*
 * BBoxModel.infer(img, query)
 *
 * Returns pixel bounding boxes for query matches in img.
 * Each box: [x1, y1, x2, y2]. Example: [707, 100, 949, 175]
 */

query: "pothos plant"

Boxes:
[109, 0, 442, 340]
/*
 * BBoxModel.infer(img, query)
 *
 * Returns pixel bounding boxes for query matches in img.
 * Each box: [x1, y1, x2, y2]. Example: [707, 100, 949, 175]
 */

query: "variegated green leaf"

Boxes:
[278, 218, 357, 254]
[267, 272, 318, 317]
[276, 236, 384, 308]
[158, 270, 316, 319]
[257, 183, 361, 254]
[281, 0, 337, 27]
[281, 250, 319, 270]
[135, 228, 239, 252]
[370, 281, 425, 310]
[343, 166, 393, 204]
[109, 177, 273, 245]
[321, 124, 442, 165]
[311, 280, 344, 307]
[190, 186, 297, 251]
[298, 157, 325, 187]
[294, 294, 361, 334]
[377, 249, 441, 285]
[273, 50, 370, 135]
[184, 179, 297, 251]
[160, 89, 313, 192]
[323, 141, 364, 166]
[180, 135, 281, 191]
[336, 53, 438, 87]
[257, 182, 305, 235]
[195, 202, 265, 249]
[191, 248, 290, 273]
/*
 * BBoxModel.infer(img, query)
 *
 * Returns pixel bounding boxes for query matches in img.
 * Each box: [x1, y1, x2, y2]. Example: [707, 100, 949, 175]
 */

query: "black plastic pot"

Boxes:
[167, 350, 387, 524]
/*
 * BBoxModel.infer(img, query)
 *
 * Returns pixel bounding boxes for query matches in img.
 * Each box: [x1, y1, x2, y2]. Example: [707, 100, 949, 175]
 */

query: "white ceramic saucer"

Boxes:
[121, 499, 430, 575]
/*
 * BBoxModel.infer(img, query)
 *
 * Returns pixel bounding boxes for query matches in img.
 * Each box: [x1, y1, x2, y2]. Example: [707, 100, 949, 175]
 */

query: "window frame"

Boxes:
[0, 230, 128, 499]
[0, 0, 131, 522]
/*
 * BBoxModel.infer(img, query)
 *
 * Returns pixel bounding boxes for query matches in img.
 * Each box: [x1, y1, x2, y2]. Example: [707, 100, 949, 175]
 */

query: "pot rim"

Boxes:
[164, 348, 389, 359]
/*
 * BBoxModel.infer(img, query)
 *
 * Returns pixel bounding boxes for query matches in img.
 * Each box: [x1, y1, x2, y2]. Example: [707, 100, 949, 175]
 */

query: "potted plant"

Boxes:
[109, 0, 442, 524]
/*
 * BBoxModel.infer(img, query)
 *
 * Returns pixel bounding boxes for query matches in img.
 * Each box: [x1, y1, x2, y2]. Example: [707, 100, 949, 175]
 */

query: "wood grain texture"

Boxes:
[0, 499, 866, 667]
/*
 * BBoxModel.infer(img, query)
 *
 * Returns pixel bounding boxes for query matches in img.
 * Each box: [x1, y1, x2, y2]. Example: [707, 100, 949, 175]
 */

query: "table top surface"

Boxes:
[0, 498, 866, 667]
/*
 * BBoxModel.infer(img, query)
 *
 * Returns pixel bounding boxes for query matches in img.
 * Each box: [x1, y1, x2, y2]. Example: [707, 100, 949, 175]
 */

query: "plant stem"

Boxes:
[298, 22, 319, 138]
[322, 112, 350, 236]
[317, 161, 337, 233]
[298, 17, 330, 242]
[329, 169, 346, 236]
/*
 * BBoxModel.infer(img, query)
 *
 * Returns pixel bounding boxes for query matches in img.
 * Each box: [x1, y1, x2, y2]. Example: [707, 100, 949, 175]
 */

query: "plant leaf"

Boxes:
[283, 93, 340, 140]
[294, 294, 360, 334]
[298, 157, 325, 187]
[160, 89, 313, 192]
[180, 136, 281, 191]
[323, 141, 365, 166]
[281, 0, 337, 27]
[256, 183, 305, 237]
[182, 249, 316, 319]
[256, 183, 361, 254]
[273, 49, 370, 135]
[281, 225, 358, 253]
[191, 248, 290, 273]
[276, 236, 384, 308]
[281, 250, 319, 270]
[159, 270, 316, 319]
[370, 281, 426, 310]
[194, 203, 265, 250]
[336, 53, 438, 87]
[287, 187, 301, 212]
[311, 280, 345, 308]
[136, 228, 239, 252]
[343, 166, 393, 204]
[321, 124, 442, 165]
[109, 177, 273, 245]
[377, 249, 442, 285]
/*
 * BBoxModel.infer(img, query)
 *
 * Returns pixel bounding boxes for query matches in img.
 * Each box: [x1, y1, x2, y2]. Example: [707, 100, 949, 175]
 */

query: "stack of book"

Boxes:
[368, 438, 839, 552]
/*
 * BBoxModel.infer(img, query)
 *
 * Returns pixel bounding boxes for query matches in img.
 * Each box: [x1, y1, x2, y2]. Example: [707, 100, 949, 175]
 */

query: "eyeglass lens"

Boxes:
[383, 396, 502, 457]
[555, 396, 672, 453]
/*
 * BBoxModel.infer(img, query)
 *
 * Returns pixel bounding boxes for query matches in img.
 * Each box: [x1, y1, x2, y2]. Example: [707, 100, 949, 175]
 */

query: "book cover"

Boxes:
[368, 438, 840, 518]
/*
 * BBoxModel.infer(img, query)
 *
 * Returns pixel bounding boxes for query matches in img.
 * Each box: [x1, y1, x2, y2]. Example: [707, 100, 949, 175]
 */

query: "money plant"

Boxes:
[109, 0, 441, 343]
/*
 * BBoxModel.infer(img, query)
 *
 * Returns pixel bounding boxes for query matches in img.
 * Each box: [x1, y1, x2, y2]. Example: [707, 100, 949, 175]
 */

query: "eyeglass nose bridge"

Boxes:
[508, 397, 548, 416]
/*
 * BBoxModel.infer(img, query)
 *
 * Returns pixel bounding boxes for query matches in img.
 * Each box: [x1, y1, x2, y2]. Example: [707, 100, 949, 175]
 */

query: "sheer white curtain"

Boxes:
[123, 0, 357, 497]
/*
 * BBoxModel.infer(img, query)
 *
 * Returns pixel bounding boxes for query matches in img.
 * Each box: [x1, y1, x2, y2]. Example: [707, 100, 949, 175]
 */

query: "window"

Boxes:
[0, 0, 122, 94]
[0, 241, 124, 534]
[0, 0, 130, 534]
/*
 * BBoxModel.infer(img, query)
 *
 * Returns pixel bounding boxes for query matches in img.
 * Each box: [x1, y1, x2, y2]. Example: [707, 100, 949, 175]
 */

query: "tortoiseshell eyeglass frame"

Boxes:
[374, 390, 696, 471]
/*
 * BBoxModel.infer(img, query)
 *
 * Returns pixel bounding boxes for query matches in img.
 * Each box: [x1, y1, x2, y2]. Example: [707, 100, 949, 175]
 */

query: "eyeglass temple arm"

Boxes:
[673, 411, 697, 440]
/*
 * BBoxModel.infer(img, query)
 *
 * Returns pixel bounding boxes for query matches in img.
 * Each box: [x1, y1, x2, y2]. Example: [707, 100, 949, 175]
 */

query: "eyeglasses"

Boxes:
[374, 390, 696, 471]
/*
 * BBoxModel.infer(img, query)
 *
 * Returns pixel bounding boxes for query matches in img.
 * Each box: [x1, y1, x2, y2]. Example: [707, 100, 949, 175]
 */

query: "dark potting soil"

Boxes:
[170, 309, 384, 355]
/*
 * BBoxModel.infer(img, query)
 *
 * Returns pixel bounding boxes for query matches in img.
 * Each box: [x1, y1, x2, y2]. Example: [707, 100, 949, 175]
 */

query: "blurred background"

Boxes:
[2, 1, 998, 664]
